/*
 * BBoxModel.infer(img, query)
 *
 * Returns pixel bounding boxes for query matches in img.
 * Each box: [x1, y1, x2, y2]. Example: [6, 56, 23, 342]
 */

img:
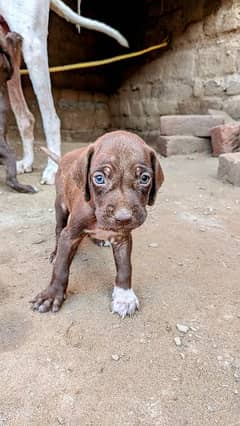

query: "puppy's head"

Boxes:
[73, 131, 164, 232]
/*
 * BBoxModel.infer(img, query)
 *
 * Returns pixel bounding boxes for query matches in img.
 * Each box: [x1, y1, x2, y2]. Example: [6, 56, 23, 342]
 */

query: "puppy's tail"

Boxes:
[40, 147, 60, 165]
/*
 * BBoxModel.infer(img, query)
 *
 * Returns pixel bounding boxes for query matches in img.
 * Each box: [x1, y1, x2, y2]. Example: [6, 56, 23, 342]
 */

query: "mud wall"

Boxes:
[10, 0, 240, 142]
[110, 0, 240, 140]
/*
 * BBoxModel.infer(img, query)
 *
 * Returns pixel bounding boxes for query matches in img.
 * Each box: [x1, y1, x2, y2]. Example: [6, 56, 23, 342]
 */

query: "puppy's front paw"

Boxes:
[30, 286, 66, 313]
[111, 287, 139, 318]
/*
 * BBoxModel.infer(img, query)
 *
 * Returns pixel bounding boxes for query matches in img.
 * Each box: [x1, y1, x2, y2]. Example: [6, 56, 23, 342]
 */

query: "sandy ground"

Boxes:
[0, 141, 240, 426]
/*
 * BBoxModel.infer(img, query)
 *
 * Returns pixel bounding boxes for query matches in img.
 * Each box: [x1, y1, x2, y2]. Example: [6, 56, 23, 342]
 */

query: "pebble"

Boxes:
[174, 337, 182, 347]
[32, 239, 47, 245]
[176, 324, 189, 333]
[111, 354, 120, 361]
[148, 243, 159, 248]
[199, 227, 206, 232]
[233, 371, 240, 382]
[48, 208, 53, 212]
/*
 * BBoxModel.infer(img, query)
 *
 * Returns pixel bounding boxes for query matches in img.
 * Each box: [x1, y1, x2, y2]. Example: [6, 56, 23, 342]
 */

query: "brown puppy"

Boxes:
[31, 131, 164, 317]
[0, 29, 36, 193]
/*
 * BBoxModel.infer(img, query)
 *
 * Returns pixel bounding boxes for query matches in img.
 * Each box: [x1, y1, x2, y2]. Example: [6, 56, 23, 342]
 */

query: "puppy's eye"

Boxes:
[93, 173, 106, 185]
[139, 173, 151, 185]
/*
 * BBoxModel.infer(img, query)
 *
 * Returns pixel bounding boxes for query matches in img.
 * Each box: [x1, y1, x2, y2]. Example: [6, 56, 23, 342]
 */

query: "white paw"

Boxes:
[111, 287, 139, 318]
[40, 162, 58, 185]
[17, 159, 33, 174]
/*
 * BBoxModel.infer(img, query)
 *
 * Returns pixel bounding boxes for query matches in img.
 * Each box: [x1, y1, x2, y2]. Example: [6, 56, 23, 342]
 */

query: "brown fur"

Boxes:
[31, 131, 164, 314]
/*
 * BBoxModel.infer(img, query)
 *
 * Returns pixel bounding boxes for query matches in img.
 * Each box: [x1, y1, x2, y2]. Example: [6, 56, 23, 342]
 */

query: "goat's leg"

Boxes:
[0, 143, 36, 193]
[22, 37, 61, 185]
[8, 77, 35, 174]
[6, 33, 35, 174]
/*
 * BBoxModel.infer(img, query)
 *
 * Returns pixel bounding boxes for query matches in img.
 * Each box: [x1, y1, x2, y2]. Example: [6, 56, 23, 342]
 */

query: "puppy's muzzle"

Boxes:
[114, 208, 132, 225]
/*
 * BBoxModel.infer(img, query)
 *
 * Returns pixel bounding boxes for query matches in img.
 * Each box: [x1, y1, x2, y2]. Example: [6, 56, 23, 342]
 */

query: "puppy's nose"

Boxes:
[115, 208, 132, 224]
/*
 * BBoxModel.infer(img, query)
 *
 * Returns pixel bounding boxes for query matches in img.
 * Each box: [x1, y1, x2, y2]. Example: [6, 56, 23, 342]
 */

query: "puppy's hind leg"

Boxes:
[49, 196, 69, 263]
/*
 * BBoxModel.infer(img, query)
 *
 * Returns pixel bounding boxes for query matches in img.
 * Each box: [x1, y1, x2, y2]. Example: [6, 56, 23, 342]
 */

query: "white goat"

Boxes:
[0, 0, 128, 184]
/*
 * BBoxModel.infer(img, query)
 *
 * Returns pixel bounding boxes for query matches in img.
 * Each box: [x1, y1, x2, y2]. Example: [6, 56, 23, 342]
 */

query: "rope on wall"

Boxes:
[20, 37, 169, 75]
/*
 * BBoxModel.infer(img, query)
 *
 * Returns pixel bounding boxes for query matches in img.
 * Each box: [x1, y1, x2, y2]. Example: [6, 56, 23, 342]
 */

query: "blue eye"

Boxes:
[93, 173, 106, 185]
[139, 173, 151, 185]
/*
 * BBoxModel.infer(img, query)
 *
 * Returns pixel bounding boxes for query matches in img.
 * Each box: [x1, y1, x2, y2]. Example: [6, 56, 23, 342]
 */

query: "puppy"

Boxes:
[0, 30, 36, 193]
[31, 131, 164, 317]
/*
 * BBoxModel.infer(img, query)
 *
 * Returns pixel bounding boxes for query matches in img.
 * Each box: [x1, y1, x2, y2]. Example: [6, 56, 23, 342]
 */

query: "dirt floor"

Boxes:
[0, 141, 240, 426]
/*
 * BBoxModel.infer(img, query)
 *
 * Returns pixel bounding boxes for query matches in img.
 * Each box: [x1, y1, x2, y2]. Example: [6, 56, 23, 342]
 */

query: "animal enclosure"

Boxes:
[10, 0, 239, 147]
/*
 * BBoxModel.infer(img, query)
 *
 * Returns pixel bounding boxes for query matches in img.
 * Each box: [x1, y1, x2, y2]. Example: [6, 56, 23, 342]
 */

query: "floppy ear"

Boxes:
[72, 144, 95, 202]
[148, 149, 164, 206]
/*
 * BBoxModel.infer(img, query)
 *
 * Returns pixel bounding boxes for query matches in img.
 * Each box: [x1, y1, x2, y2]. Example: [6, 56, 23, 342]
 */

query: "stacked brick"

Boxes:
[155, 115, 224, 156]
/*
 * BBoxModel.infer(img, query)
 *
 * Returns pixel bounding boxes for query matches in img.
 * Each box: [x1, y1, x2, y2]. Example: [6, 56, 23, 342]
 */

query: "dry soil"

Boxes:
[0, 142, 240, 426]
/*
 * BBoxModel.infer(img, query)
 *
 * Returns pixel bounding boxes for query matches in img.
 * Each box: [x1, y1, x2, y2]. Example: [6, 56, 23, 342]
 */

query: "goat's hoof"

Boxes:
[40, 163, 57, 185]
[17, 159, 33, 174]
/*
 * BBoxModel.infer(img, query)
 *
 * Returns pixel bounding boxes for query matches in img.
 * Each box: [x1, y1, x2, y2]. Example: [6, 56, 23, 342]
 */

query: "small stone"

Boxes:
[32, 239, 47, 245]
[176, 324, 189, 333]
[199, 227, 206, 232]
[180, 352, 185, 360]
[149, 243, 159, 248]
[174, 337, 182, 346]
[234, 371, 240, 382]
[111, 354, 120, 361]
[56, 417, 65, 425]
[48, 208, 53, 212]
[234, 390, 238, 395]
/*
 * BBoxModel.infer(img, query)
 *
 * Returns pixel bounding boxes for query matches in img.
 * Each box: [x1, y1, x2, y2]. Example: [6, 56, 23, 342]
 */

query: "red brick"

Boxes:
[210, 124, 240, 157]
[160, 115, 224, 137]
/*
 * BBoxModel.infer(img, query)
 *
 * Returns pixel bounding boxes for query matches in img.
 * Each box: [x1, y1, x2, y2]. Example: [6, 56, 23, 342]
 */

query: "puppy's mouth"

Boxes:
[93, 206, 147, 235]
[97, 217, 146, 233]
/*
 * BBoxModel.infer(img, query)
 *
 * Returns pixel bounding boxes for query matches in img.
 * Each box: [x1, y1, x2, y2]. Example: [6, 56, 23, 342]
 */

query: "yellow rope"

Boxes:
[20, 38, 169, 75]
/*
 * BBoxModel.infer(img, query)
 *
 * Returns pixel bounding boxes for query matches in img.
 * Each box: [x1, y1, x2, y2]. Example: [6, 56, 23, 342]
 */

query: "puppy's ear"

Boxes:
[72, 144, 94, 202]
[148, 149, 164, 206]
